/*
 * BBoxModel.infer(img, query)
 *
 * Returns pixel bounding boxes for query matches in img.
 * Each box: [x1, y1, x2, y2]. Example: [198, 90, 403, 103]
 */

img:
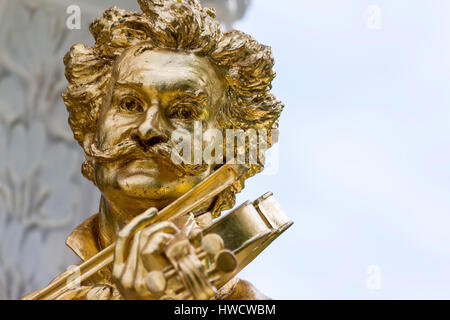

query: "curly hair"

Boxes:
[62, 0, 283, 216]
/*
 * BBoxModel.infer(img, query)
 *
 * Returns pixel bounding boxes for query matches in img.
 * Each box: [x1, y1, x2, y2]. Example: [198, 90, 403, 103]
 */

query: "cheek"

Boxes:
[96, 113, 138, 148]
[94, 161, 119, 193]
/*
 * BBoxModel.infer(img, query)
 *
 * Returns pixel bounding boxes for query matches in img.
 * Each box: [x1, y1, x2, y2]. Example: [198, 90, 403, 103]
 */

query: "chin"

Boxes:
[116, 174, 167, 199]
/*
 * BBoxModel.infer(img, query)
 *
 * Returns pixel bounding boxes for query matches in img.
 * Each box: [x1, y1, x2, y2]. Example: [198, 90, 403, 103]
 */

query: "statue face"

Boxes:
[93, 47, 227, 214]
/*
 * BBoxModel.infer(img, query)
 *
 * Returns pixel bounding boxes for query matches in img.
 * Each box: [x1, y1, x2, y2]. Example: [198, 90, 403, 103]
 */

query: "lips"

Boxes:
[121, 158, 161, 177]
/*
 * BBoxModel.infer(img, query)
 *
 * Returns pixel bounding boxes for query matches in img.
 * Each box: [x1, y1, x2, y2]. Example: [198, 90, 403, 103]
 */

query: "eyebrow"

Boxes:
[161, 82, 207, 97]
[166, 93, 209, 119]
[114, 81, 144, 91]
[115, 80, 208, 105]
[169, 90, 208, 101]
[115, 78, 207, 95]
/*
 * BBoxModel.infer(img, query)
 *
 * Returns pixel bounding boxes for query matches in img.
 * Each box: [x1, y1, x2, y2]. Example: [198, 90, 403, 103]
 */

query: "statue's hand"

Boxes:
[112, 208, 181, 300]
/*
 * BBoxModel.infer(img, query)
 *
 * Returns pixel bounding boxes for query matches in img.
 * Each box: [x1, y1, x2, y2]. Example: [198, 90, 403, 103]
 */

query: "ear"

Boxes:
[82, 132, 95, 153]
[81, 133, 96, 184]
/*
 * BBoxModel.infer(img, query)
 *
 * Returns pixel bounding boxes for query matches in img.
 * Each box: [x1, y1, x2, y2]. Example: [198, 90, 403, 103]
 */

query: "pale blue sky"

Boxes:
[233, 0, 450, 299]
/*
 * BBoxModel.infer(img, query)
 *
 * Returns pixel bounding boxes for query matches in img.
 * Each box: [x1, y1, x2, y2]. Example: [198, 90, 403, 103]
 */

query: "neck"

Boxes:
[98, 196, 137, 248]
[97, 193, 216, 249]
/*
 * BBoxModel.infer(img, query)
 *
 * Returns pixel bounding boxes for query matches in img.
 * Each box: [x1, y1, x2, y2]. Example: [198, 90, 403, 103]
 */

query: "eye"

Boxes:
[167, 105, 197, 120]
[118, 96, 144, 114]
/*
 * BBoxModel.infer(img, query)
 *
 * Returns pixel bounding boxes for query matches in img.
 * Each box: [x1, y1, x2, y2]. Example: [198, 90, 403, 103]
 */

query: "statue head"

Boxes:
[63, 0, 283, 217]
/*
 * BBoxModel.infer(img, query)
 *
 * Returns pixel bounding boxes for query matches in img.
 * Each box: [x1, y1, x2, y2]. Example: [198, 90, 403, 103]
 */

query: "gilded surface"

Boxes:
[23, 0, 288, 300]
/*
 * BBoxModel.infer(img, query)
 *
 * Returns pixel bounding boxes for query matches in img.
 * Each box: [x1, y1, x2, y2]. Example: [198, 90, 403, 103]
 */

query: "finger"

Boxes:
[119, 207, 159, 238]
[117, 229, 143, 290]
[172, 213, 197, 237]
[142, 221, 180, 238]
[134, 221, 179, 255]
[140, 232, 176, 272]
[139, 221, 179, 254]
[141, 232, 176, 256]
[115, 207, 158, 266]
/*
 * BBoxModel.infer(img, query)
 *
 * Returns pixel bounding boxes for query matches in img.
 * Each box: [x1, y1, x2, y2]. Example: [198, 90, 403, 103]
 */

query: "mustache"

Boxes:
[86, 138, 209, 176]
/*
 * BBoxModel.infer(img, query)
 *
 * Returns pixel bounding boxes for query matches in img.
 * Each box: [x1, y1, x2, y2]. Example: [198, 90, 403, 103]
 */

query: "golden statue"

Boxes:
[23, 0, 291, 300]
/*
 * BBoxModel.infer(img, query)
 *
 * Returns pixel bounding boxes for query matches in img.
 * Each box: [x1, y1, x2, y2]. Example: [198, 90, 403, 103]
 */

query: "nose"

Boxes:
[134, 104, 168, 147]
